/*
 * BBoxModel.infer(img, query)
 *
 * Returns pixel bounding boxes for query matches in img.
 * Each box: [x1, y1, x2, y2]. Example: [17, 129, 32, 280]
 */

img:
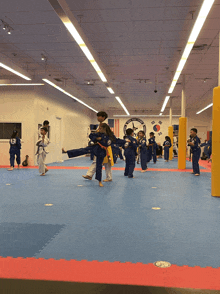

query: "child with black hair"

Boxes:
[163, 136, 172, 162]
[38, 120, 50, 139]
[123, 128, 137, 178]
[36, 127, 50, 176]
[63, 123, 112, 187]
[187, 128, 201, 176]
[8, 130, 21, 171]
[82, 111, 108, 180]
[147, 132, 157, 164]
[137, 130, 148, 172]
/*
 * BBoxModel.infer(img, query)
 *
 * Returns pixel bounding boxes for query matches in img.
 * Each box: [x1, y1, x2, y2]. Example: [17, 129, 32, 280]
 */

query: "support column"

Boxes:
[178, 75, 187, 169]
[211, 32, 220, 197]
[169, 98, 173, 160]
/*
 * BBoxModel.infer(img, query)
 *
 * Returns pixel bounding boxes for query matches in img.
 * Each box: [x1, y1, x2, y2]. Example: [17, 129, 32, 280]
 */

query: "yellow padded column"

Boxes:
[212, 86, 220, 197]
[168, 126, 173, 161]
[178, 117, 187, 169]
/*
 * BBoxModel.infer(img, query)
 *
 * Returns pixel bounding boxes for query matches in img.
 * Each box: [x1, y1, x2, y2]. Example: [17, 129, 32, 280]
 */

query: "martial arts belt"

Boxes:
[98, 143, 114, 167]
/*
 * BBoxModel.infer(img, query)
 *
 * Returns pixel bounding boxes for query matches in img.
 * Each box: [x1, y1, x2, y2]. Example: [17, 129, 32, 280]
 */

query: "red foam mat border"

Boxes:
[0, 166, 210, 173]
[0, 257, 220, 290]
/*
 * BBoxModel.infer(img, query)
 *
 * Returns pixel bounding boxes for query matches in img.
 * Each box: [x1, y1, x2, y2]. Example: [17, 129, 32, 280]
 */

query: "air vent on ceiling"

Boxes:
[54, 78, 62, 82]
[192, 44, 207, 50]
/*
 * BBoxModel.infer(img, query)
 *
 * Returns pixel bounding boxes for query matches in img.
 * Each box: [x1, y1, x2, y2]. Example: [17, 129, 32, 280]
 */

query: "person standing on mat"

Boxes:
[8, 130, 21, 171]
[82, 111, 108, 180]
[147, 132, 157, 164]
[187, 128, 201, 176]
[123, 128, 137, 178]
[36, 127, 49, 176]
[163, 136, 172, 162]
[137, 130, 148, 172]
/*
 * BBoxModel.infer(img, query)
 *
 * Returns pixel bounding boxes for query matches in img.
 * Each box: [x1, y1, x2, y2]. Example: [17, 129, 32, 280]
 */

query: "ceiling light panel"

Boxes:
[43, 79, 98, 113]
[196, 103, 213, 114]
[162, 0, 215, 113]
[0, 62, 31, 80]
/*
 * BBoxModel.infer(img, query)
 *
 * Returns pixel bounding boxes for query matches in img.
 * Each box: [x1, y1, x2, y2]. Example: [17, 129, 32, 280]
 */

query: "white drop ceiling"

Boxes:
[0, 0, 219, 115]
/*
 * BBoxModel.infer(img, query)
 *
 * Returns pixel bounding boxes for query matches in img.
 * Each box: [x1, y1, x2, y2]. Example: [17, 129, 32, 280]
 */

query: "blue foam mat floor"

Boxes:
[0, 158, 216, 268]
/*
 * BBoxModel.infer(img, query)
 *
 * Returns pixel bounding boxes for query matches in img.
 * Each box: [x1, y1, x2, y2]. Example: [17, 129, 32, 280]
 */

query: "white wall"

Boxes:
[0, 88, 36, 166]
[0, 86, 96, 166]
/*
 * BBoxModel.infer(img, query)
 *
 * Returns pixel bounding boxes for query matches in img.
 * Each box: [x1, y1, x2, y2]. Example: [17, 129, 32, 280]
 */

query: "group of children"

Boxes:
[8, 120, 50, 176]
[7, 113, 204, 182]
[61, 111, 173, 186]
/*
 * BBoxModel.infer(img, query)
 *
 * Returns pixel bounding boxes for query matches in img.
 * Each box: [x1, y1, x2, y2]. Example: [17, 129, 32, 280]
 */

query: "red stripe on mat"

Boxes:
[0, 257, 220, 290]
[0, 166, 211, 172]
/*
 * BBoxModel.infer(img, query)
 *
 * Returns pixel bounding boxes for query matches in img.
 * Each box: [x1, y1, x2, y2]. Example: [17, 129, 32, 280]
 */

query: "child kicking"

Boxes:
[36, 127, 50, 176]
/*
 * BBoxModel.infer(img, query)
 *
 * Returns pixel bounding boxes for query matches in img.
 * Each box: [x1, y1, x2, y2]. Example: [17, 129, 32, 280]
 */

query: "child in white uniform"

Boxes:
[36, 127, 50, 176]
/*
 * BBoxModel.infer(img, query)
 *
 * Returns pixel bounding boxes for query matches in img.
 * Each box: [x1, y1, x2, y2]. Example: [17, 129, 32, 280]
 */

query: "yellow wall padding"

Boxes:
[168, 126, 173, 161]
[212, 86, 220, 197]
[178, 117, 187, 170]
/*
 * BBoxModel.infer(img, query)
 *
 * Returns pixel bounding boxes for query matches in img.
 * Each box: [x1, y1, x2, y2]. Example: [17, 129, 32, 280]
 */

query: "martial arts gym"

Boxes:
[0, 0, 220, 293]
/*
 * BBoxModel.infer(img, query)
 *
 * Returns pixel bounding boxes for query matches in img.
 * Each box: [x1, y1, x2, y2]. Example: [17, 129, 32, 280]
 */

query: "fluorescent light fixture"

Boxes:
[97, 72, 107, 83]
[43, 79, 98, 113]
[196, 103, 213, 114]
[161, 96, 170, 113]
[79, 44, 94, 61]
[0, 62, 31, 80]
[188, 0, 215, 43]
[165, 0, 215, 109]
[115, 96, 130, 115]
[63, 22, 84, 45]
[62, 20, 107, 83]
[107, 87, 115, 94]
[0, 83, 44, 86]
[159, 113, 162, 116]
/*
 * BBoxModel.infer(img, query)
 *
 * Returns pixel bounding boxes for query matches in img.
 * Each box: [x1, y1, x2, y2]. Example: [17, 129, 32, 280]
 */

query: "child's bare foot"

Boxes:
[8, 167, 13, 171]
[40, 173, 45, 176]
[99, 181, 104, 187]
[103, 179, 112, 182]
[82, 175, 92, 180]
[45, 168, 48, 173]
[141, 170, 147, 173]
[17, 165, 20, 169]
[62, 148, 67, 154]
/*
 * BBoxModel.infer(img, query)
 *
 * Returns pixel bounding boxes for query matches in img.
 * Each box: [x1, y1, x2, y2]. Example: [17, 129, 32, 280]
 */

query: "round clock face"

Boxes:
[123, 118, 146, 137]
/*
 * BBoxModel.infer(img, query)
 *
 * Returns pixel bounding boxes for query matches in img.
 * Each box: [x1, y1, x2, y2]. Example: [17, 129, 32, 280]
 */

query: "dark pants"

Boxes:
[164, 147, 169, 160]
[192, 149, 201, 174]
[67, 146, 92, 158]
[118, 149, 124, 159]
[140, 149, 147, 170]
[124, 150, 136, 178]
[90, 150, 94, 160]
[95, 153, 106, 182]
[148, 148, 157, 163]
[10, 150, 20, 167]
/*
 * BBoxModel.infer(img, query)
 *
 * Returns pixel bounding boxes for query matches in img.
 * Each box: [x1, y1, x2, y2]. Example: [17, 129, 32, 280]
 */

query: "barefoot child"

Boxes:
[123, 128, 137, 178]
[163, 136, 172, 162]
[187, 128, 201, 176]
[36, 127, 50, 176]
[63, 123, 112, 186]
[8, 130, 21, 171]
[137, 131, 148, 172]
